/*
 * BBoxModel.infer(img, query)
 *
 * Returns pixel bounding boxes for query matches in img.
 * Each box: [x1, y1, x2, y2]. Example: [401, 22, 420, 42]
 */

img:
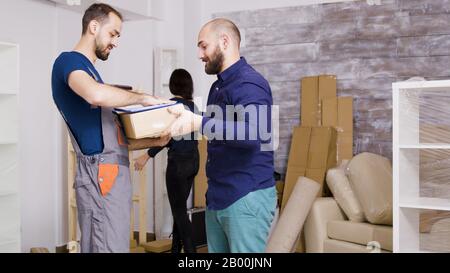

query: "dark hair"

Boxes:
[82, 3, 123, 35]
[169, 69, 194, 100]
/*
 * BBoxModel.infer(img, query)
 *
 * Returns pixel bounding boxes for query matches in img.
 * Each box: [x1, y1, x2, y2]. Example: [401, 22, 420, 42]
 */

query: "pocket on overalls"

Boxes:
[98, 163, 119, 196]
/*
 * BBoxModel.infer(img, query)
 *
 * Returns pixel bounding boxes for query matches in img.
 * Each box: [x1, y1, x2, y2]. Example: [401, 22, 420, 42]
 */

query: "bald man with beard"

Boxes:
[165, 18, 276, 253]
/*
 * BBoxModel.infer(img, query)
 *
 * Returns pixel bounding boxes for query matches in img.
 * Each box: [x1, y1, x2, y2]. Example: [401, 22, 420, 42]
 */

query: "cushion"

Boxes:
[323, 239, 391, 253]
[326, 161, 365, 222]
[346, 153, 393, 225]
[327, 220, 393, 251]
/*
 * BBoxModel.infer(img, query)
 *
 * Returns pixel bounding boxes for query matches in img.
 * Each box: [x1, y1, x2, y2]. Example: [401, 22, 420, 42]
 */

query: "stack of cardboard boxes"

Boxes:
[280, 75, 354, 252]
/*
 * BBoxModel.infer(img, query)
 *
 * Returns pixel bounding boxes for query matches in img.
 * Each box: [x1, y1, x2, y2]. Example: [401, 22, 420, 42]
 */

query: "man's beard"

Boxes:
[204, 46, 224, 75]
[95, 42, 111, 61]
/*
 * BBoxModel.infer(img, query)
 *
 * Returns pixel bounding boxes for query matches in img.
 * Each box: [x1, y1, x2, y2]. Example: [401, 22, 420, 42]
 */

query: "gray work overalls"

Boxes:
[67, 98, 132, 253]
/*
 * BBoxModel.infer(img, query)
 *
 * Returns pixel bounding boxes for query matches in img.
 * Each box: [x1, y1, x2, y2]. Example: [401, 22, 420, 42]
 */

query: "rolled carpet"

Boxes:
[266, 177, 320, 253]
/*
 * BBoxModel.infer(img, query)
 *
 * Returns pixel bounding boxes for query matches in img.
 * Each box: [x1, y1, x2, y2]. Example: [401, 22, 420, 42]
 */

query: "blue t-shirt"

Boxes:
[52, 51, 104, 155]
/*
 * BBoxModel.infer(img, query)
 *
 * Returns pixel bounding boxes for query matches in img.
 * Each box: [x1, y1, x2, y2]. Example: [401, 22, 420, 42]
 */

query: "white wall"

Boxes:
[0, 0, 60, 252]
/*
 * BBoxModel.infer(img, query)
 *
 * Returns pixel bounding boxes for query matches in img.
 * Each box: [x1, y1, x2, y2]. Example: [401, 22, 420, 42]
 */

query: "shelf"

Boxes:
[0, 240, 20, 253]
[399, 144, 450, 149]
[400, 197, 450, 211]
[394, 80, 450, 253]
[393, 80, 450, 92]
[0, 43, 19, 93]
[0, 191, 18, 197]
[0, 91, 18, 95]
[0, 141, 18, 145]
[0, 166, 18, 195]
[0, 95, 18, 143]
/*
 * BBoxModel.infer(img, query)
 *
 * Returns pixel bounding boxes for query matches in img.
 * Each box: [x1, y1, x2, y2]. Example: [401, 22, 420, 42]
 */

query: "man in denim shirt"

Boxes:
[166, 18, 276, 253]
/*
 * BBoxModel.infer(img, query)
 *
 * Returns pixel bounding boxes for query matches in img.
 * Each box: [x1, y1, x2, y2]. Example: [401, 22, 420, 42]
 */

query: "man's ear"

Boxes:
[220, 34, 230, 50]
[88, 20, 99, 35]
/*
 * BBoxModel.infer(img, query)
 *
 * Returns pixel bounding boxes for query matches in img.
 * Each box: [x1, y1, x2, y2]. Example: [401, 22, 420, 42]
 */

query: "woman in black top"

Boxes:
[134, 69, 200, 253]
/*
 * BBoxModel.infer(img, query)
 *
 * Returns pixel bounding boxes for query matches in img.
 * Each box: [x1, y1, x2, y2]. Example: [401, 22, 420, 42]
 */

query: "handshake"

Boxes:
[162, 105, 203, 137]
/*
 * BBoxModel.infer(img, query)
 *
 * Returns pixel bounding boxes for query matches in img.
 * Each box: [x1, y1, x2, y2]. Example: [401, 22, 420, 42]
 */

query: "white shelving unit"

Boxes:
[393, 80, 450, 253]
[0, 42, 20, 253]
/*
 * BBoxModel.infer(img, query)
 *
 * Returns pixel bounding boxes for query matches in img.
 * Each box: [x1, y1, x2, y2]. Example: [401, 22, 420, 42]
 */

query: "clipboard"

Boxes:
[113, 102, 180, 114]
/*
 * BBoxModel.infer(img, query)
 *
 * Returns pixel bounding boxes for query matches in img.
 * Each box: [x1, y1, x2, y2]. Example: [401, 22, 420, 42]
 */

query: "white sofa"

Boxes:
[304, 153, 393, 253]
[304, 197, 392, 253]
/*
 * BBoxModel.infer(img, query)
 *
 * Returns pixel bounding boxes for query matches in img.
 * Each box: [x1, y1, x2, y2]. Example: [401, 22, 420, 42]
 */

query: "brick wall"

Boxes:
[215, 0, 450, 174]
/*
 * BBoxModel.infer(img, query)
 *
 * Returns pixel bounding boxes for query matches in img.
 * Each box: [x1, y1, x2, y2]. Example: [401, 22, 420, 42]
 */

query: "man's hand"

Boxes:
[127, 134, 171, 151]
[134, 153, 150, 171]
[163, 107, 203, 137]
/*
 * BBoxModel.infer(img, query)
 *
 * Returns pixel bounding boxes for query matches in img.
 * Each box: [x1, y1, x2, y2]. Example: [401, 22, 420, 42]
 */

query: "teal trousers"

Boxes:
[206, 186, 276, 253]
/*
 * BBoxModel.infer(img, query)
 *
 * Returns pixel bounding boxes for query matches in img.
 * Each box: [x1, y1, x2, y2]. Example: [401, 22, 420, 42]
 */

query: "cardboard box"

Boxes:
[337, 97, 354, 164]
[194, 137, 208, 208]
[281, 127, 311, 211]
[337, 132, 353, 164]
[338, 97, 353, 133]
[114, 103, 184, 139]
[301, 75, 337, 126]
[322, 97, 353, 164]
[306, 127, 337, 197]
[319, 75, 337, 102]
[307, 127, 337, 169]
[301, 77, 320, 126]
[322, 98, 338, 127]
[281, 127, 337, 210]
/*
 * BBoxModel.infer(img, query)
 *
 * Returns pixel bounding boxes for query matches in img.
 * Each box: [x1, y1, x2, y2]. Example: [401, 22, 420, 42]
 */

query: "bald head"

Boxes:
[197, 18, 242, 75]
[201, 18, 241, 48]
